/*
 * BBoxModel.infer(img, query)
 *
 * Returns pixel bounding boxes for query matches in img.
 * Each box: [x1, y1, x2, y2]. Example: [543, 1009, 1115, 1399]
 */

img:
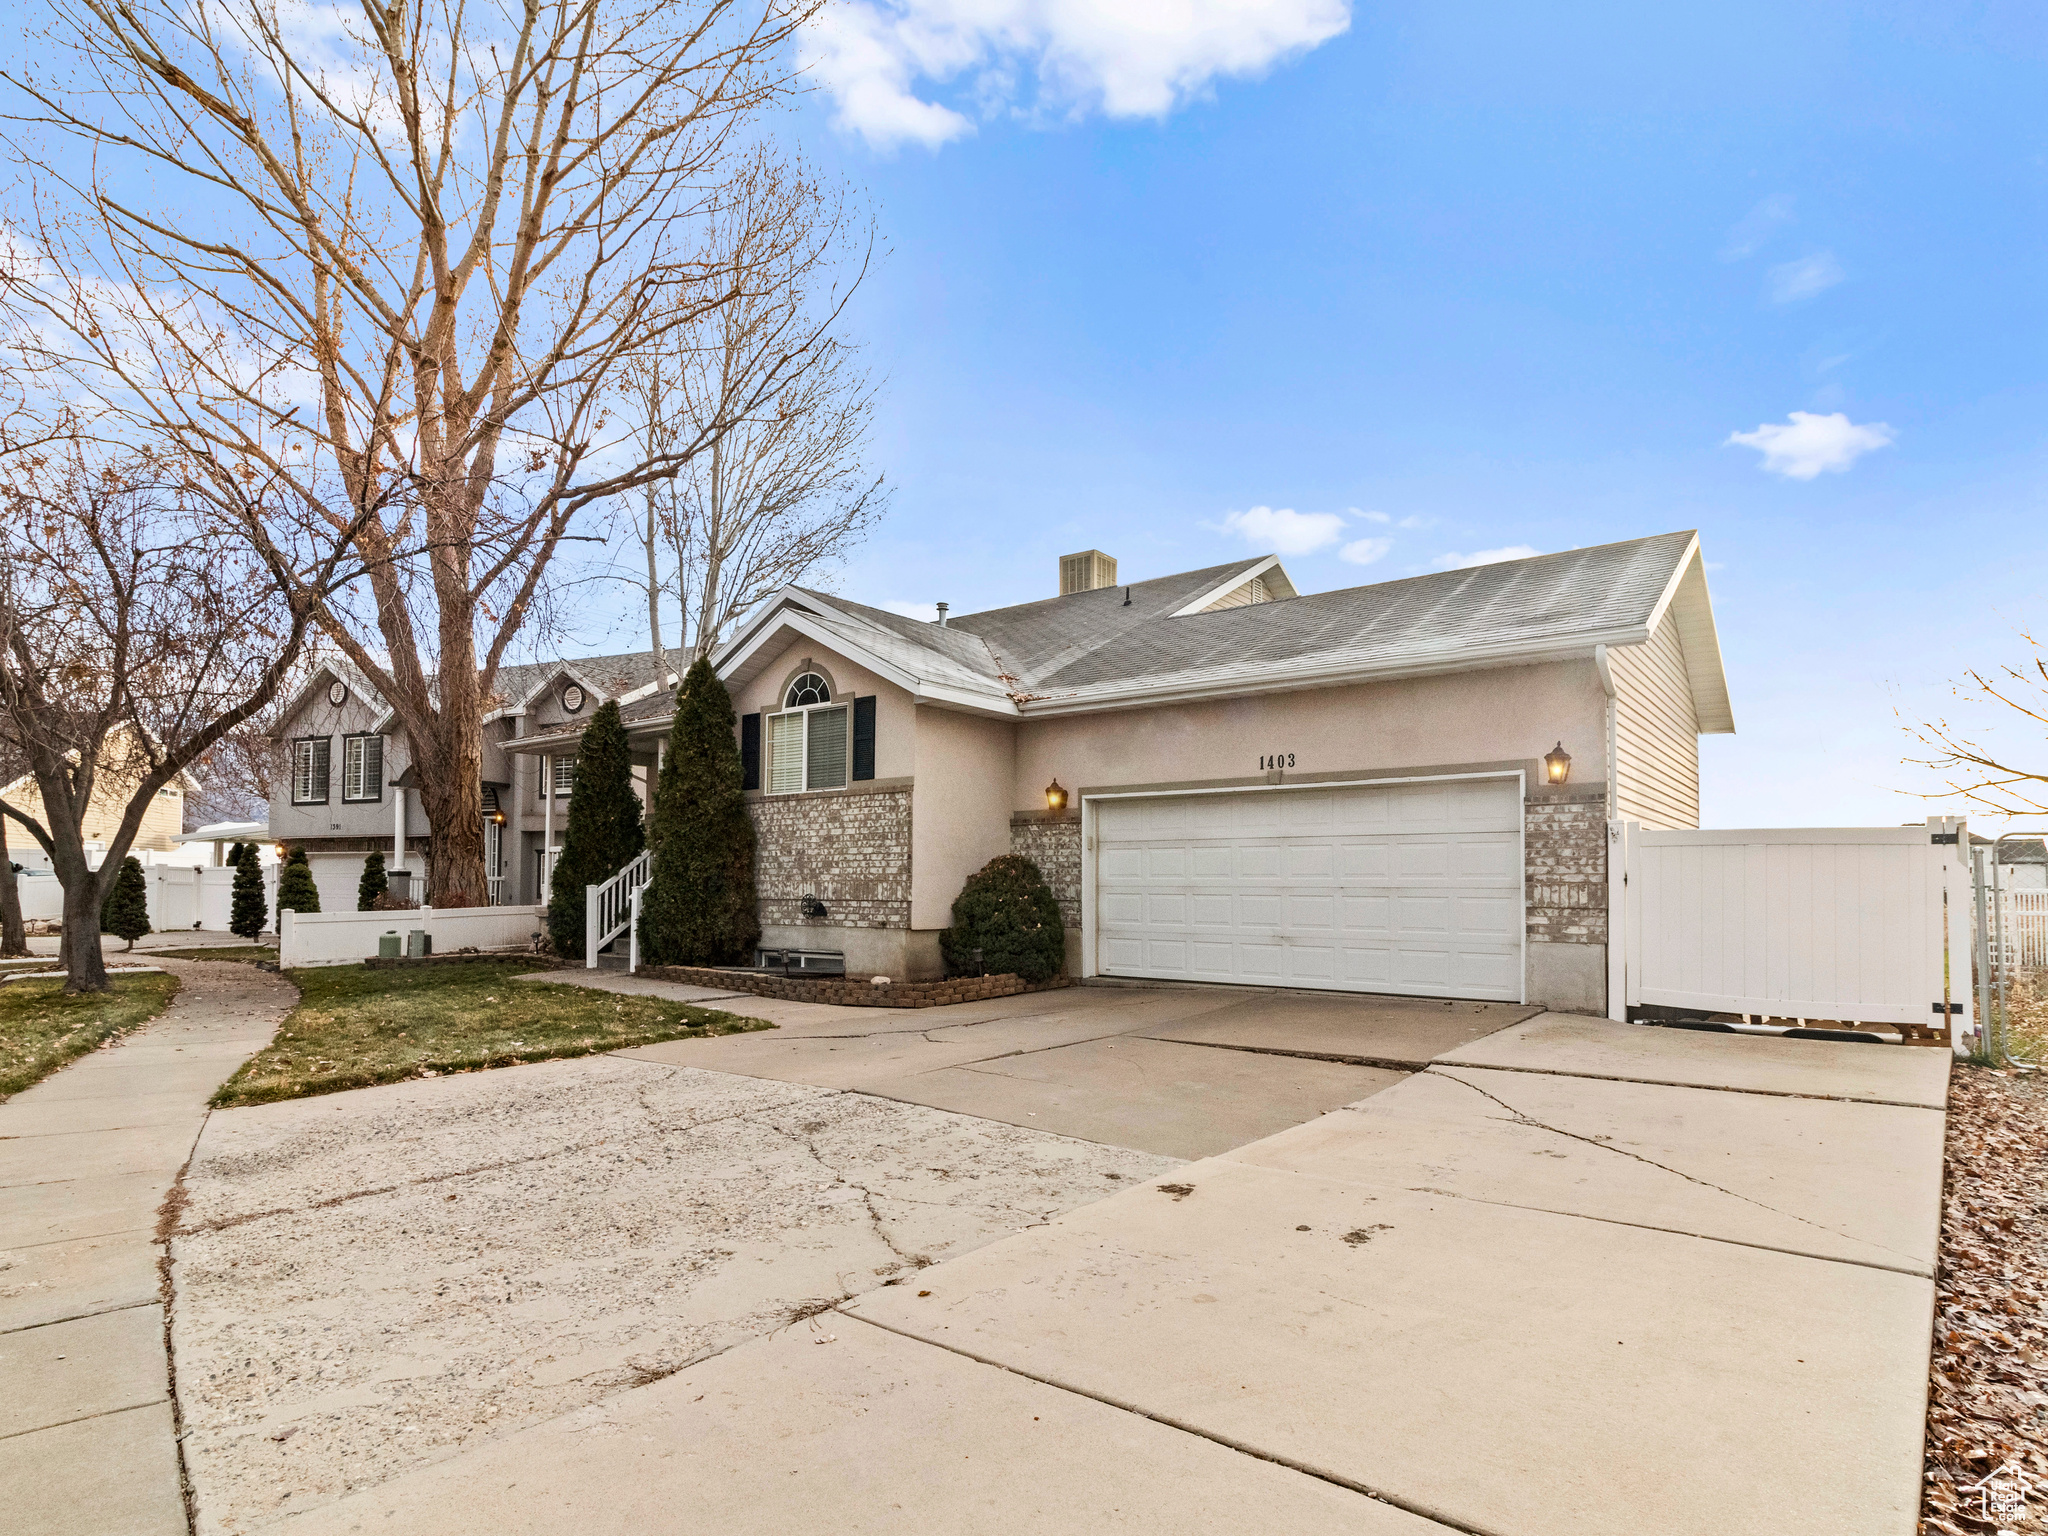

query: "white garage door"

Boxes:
[1092, 777, 1524, 1001]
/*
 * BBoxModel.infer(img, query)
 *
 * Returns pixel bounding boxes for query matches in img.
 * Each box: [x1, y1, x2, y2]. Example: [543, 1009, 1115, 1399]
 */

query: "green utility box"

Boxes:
[378, 931, 401, 960]
[406, 929, 432, 958]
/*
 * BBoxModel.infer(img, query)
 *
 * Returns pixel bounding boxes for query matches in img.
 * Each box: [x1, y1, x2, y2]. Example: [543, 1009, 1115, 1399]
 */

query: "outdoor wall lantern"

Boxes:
[490, 810, 506, 825]
[1045, 779, 1069, 812]
[800, 893, 829, 919]
[1543, 742, 1572, 786]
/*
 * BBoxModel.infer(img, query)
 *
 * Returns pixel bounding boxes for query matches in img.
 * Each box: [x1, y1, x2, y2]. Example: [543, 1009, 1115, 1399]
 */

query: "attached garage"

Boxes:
[1088, 776, 1526, 1001]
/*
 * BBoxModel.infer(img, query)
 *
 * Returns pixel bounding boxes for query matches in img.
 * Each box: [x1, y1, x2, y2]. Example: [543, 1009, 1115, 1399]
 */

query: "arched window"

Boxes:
[785, 672, 830, 708]
[769, 672, 847, 793]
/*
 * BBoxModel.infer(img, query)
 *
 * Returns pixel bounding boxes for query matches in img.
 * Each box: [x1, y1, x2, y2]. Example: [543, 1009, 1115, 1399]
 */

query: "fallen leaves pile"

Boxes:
[1923, 1060, 2048, 1534]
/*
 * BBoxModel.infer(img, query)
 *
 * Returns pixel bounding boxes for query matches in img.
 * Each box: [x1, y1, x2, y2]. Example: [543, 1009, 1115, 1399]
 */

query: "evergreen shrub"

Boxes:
[276, 847, 321, 914]
[939, 856, 1065, 983]
[100, 855, 152, 949]
[230, 844, 268, 939]
[638, 657, 759, 967]
[546, 701, 646, 959]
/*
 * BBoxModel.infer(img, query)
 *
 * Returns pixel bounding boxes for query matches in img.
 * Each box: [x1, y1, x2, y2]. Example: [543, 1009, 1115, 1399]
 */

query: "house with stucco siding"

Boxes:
[502, 530, 1731, 1014]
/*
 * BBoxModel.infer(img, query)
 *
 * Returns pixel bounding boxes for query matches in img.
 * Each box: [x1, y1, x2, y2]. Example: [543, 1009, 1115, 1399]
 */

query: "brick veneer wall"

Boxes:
[747, 785, 911, 930]
[1525, 792, 1608, 945]
[1011, 813, 1081, 927]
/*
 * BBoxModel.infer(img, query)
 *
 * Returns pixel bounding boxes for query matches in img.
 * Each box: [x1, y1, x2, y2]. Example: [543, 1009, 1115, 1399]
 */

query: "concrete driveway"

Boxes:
[597, 975, 1539, 1158]
[265, 1000, 1949, 1536]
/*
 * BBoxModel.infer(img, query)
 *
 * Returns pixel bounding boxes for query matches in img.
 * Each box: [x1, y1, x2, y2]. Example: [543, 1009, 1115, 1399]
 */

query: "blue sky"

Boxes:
[691, 0, 2048, 829]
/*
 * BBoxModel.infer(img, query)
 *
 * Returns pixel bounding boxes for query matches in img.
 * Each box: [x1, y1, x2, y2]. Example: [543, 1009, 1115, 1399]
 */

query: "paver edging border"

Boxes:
[634, 965, 1073, 1009]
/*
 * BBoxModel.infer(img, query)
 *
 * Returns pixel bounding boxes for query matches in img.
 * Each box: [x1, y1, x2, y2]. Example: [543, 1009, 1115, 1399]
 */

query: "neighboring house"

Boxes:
[502, 529, 1732, 1013]
[265, 653, 678, 914]
[1993, 838, 2047, 891]
[0, 726, 197, 868]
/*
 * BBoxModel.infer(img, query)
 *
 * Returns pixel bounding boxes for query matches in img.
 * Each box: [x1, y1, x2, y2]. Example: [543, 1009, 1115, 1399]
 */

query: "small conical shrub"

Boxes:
[226, 841, 246, 866]
[639, 656, 759, 967]
[940, 855, 1065, 982]
[358, 850, 388, 911]
[100, 856, 151, 950]
[276, 847, 321, 914]
[229, 843, 268, 939]
[546, 700, 646, 959]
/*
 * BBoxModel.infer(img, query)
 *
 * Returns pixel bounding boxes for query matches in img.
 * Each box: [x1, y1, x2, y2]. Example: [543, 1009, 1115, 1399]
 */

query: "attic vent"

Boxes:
[1202, 575, 1272, 612]
[1059, 549, 1118, 596]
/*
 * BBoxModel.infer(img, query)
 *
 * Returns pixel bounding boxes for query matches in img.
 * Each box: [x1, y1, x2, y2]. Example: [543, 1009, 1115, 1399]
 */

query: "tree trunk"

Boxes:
[417, 703, 488, 908]
[59, 878, 109, 994]
[0, 819, 27, 958]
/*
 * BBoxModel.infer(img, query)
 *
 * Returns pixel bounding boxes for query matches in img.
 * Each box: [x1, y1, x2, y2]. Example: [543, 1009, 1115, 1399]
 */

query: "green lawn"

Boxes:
[146, 946, 278, 964]
[0, 973, 183, 1098]
[211, 961, 772, 1108]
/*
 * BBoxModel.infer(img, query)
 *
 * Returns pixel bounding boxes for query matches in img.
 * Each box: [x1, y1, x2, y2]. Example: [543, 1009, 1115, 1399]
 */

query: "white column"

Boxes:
[392, 787, 406, 872]
[543, 754, 554, 869]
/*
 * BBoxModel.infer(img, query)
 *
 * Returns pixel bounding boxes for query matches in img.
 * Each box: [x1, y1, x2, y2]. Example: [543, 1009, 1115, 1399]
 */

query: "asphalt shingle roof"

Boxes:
[810, 533, 1700, 701]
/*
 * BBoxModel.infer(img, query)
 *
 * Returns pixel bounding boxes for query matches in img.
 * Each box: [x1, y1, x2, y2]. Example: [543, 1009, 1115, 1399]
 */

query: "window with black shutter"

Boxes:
[740, 712, 761, 791]
[852, 696, 876, 781]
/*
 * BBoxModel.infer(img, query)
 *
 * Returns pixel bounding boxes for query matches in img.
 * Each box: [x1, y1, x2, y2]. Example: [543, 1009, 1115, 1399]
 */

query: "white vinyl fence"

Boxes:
[1610, 816, 1972, 1044]
[1995, 890, 2048, 970]
[279, 904, 545, 968]
[11, 864, 281, 931]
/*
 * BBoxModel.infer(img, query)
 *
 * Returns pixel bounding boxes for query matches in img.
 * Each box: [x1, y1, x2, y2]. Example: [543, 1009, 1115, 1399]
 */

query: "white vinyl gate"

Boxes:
[1610, 817, 1972, 1042]
[1086, 775, 1525, 1001]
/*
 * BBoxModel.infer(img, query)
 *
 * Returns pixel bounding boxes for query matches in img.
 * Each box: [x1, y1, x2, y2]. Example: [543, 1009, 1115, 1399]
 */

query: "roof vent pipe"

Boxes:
[1123, 587, 1131, 606]
[935, 602, 949, 627]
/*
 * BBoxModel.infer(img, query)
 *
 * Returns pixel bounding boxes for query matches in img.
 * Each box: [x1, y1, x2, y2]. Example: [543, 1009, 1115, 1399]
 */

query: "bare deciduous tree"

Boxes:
[1904, 632, 2048, 816]
[622, 151, 886, 660]
[3, 0, 848, 906]
[0, 443, 330, 991]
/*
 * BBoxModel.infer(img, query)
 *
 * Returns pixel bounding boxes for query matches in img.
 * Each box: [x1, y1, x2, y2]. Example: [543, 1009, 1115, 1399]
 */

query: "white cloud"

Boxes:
[803, 0, 1353, 150]
[1353, 508, 1428, 529]
[881, 599, 941, 621]
[1719, 193, 1795, 261]
[1338, 536, 1391, 566]
[1725, 410, 1894, 480]
[1430, 545, 1542, 571]
[1767, 251, 1843, 303]
[1213, 504, 1346, 555]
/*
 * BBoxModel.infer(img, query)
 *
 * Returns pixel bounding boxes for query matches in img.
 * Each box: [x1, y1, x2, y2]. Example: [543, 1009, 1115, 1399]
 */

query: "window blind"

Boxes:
[767, 712, 804, 794]
[806, 705, 848, 791]
[343, 736, 383, 801]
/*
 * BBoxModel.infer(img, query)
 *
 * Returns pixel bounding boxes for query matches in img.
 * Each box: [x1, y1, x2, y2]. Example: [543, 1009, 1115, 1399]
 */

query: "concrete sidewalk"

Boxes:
[0, 959, 292, 1536]
[273, 1013, 1948, 1536]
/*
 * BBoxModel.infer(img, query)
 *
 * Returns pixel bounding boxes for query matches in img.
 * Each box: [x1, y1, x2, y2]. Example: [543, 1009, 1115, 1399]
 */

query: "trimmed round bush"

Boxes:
[939, 855, 1065, 983]
[276, 846, 321, 914]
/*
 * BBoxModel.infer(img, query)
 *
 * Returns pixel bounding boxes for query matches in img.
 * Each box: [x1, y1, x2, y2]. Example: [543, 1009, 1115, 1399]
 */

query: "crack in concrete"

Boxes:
[753, 1113, 932, 1275]
[0, 1396, 170, 1443]
[1426, 1067, 1922, 1264]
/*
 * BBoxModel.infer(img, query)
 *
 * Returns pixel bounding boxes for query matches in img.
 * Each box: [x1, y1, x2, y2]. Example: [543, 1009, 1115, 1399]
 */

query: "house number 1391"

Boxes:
[1260, 754, 1295, 770]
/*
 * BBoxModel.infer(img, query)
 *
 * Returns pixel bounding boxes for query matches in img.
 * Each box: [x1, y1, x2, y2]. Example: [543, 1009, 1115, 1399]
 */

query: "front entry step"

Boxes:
[592, 950, 630, 972]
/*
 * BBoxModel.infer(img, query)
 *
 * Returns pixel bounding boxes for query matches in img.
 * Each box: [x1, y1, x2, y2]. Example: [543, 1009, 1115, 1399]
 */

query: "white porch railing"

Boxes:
[486, 875, 506, 906]
[585, 850, 653, 968]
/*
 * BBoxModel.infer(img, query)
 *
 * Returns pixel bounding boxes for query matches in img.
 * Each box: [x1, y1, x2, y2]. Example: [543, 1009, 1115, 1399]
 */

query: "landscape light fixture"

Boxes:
[1045, 779, 1068, 812]
[1544, 742, 1572, 786]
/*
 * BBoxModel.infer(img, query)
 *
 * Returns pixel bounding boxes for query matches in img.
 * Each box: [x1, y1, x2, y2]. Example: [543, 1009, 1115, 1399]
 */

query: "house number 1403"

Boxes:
[1259, 754, 1295, 770]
